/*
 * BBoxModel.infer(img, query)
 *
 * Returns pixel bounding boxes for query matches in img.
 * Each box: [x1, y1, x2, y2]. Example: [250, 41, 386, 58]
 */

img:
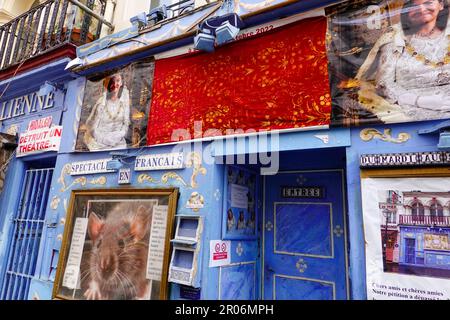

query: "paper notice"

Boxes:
[146, 205, 169, 281]
[231, 184, 248, 209]
[62, 218, 88, 289]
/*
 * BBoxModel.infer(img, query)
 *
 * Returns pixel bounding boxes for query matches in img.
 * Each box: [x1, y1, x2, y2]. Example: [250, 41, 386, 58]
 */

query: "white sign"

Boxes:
[62, 218, 88, 289]
[231, 184, 248, 209]
[209, 240, 231, 267]
[361, 177, 450, 300]
[17, 125, 62, 157]
[135, 152, 184, 171]
[70, 158, 114, 176]
[146, 205, 169, 280]
[118, 168, 131, 184]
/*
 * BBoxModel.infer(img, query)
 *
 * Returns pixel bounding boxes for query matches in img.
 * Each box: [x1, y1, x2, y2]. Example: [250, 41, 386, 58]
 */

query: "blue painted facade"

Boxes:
[0, 0, 449, 301]
[399, 226, 450, 270]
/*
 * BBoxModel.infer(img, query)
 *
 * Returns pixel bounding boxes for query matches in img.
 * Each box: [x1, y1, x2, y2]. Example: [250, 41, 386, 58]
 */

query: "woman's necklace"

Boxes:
[404, 33, 450, 68]
[105, 99, 123, 120]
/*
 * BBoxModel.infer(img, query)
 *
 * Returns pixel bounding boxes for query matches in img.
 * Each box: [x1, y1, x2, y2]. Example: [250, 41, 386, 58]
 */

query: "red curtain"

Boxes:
[147, 16, 331, 145]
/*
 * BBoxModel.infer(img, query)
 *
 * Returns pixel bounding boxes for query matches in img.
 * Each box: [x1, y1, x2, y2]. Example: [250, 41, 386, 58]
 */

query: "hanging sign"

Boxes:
[70, 158, 114, 176]
[17, 116, 62, 157]
[360, 152, 450, 168]
[135, 152, 184, 171]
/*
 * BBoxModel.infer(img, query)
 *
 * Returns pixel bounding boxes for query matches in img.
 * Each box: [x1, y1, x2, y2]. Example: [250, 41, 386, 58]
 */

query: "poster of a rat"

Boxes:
[53, 189, 178, 300]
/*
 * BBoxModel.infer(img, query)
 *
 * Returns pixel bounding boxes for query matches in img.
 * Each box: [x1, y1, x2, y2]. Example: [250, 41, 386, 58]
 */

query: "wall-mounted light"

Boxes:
[148, 5, 167, 25]
[215, 14, 243, 45]
[418, 120, 450, 151]
[194, 28, 215, 52]
[106, 149, 145, 171]
[38, 81, 57, 97]
[130, 12, 148, 29]
[193, 13, 244, 53]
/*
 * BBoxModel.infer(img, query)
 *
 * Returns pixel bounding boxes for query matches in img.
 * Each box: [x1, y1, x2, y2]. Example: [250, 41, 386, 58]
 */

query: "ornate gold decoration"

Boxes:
[360, 128, 410, 143]
[58, 164, 72, 192]
[137, 174, 159, 184]
[405, 34, 450, 68]
[296, 258, 308, 273]
[50, 196, 61, 210]
[186, 152, 207, 188]
[89, 176, 107, 185]
[334, 225, 344, 238]
[161, 172, 187, 186]
[186, 192, 204, 212]
[265, 221, 273, 232]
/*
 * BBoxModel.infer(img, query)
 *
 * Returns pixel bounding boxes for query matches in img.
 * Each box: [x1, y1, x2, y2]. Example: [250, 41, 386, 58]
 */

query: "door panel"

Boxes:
[263, 170, 348, 300]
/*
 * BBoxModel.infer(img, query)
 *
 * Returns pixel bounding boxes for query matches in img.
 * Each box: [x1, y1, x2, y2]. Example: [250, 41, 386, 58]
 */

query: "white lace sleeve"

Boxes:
[375, 42, 409, 104]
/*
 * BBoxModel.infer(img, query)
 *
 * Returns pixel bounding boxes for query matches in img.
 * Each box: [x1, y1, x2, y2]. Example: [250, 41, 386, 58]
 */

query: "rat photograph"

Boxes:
[76, 200, 157, 300]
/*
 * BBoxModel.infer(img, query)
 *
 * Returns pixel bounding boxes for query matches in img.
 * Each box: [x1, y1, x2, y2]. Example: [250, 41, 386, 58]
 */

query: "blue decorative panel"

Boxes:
[275, 203, 332, 257]
[220, 263, 255, 300]
[274, 275, 334, 300]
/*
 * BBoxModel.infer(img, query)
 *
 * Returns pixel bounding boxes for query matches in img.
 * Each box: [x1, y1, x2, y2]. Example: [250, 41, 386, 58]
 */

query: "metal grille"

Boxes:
[0, 168, 53, 300]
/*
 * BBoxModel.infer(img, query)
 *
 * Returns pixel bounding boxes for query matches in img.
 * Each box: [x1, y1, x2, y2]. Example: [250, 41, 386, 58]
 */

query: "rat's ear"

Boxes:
[88, 211, 105, 242]
[130, 205, 152, 241]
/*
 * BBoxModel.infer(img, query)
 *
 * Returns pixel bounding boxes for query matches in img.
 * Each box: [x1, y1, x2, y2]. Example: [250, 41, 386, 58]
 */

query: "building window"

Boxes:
[429, 202, 444, 217]
[411, 201, 424, 222]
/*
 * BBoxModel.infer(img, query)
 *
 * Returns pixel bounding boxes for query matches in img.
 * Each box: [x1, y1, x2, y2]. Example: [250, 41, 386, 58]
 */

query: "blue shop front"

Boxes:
[0, 57, 77, 300]
[2, 0, 450, 301]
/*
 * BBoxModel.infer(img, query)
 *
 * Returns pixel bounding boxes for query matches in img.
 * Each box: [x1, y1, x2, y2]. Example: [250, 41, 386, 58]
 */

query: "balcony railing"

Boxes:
[399, 215, 450, 226]
[0, 0, 108, 72]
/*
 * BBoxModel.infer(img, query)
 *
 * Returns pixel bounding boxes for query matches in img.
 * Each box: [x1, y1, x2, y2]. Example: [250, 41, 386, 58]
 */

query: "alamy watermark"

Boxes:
[168, 121, 280, 175]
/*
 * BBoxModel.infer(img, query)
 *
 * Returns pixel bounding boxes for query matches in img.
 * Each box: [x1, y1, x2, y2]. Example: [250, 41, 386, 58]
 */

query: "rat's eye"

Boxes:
[118, 239, 125, 248]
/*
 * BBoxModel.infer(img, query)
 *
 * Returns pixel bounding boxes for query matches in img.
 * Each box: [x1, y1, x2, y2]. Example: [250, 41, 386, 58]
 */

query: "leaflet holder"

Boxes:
[168, 215, 203, 287]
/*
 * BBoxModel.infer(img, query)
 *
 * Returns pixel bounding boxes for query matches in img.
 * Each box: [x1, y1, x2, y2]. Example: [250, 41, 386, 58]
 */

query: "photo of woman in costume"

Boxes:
[83, 73, 131, 151]
[328, 0, 450, 124]
[227, 208, 236, 231]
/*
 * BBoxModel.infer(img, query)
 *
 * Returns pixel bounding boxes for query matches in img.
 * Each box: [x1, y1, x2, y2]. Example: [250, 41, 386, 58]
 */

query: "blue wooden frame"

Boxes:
[221, 165, 259, 240]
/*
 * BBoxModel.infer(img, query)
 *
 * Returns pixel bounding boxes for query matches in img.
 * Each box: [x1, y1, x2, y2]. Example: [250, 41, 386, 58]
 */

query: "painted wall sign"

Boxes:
[17, 117, 62, 157]
[70, 158, 114, 176]
[135, 152, 184, 171]
[360, 152, 450, 168]
[0, 91, 55, 121]
[209, 240, 231, 267]
[118, 168, 131, 185]
[281, 186, 324, 198]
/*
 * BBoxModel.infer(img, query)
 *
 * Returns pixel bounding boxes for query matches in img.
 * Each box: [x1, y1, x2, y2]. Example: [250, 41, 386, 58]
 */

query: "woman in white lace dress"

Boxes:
[84, 73, 131, 151]
[355, 0, 450, 122]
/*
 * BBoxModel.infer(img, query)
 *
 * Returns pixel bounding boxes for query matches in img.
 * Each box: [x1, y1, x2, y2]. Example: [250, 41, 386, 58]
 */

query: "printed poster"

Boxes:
[326, 0, 450, 126]
[361, 177, 450, 300]
[75, 59, 154, 151]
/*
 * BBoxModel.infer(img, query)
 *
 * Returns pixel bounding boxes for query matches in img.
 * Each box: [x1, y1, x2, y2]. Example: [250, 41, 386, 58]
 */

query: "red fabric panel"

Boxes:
[147, 16, 331, 145]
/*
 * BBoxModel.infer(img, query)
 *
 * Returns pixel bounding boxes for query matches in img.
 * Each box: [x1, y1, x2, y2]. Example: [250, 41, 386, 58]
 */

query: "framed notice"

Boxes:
[53, 188, 178, 300]
[361, 168, 450, 300]
[222, 166, 259, 240]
